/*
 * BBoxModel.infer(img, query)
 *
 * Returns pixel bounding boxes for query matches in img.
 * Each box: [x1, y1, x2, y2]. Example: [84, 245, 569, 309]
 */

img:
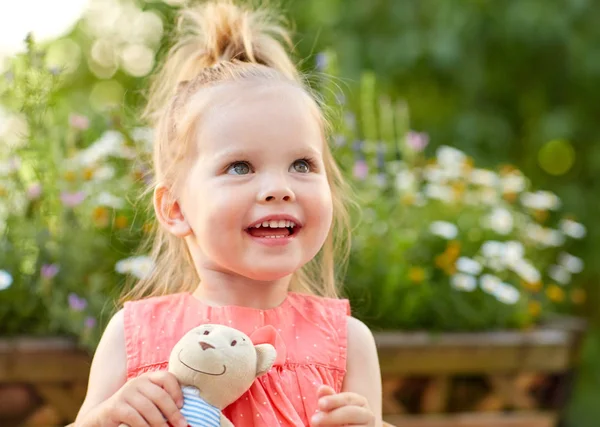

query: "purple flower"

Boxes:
[69, 114, 90, 131]
[84, 316, 97, 329]
[406, 131, 429, 152]
[315, 52, 327, 71]
[60, 191, 86, 207]
[68, 293, 87, 311]
[333, 134, 346, 147]
[41, 264, 59, 279]
[353, 159, 369, 180]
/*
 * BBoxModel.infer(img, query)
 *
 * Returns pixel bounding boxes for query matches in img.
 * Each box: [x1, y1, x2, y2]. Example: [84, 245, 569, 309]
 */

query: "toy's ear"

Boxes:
[254, 343, 277, 377]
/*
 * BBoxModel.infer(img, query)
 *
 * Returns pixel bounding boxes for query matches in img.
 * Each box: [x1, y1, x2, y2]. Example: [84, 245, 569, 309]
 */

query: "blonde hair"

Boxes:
[122, 0, 352, 303]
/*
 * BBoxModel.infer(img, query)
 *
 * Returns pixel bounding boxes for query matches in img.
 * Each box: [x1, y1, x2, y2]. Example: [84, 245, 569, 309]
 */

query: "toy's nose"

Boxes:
[199, 341, 215, 351]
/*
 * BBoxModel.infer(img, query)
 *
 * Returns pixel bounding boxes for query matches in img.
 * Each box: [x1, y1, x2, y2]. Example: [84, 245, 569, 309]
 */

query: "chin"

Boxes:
[240, 263, 300, 282]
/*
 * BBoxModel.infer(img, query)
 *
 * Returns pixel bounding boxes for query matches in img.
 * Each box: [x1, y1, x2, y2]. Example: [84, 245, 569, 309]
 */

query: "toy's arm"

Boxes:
[220, 413, 234, 427]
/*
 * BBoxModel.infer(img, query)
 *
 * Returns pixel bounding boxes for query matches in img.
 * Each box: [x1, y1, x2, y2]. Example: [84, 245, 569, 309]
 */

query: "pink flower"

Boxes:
[26, 183, 42, 200]
[353, 159, 369, 180]
[60, 191, 86, 207]
[69, 114, 90, 131]
[406, 131, 429, 152]
[41, 264, 59, 279]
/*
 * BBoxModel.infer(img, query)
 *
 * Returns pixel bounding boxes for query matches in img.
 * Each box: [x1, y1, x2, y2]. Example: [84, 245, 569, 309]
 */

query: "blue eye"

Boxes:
[291, 159, 311, 173]
[227, 162, 251, 175]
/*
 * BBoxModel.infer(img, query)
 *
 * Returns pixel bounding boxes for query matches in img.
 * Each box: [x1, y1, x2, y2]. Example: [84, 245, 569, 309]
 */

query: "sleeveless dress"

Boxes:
[123, 292, 350, 426]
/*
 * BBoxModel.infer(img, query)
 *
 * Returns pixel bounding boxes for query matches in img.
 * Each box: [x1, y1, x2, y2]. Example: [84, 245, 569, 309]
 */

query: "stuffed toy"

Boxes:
[121, 324, 277, 427]
[170, 324, 277, 427]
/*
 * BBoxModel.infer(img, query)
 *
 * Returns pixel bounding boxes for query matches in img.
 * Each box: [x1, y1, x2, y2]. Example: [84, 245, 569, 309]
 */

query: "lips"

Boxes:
[245, 215, 302, 240]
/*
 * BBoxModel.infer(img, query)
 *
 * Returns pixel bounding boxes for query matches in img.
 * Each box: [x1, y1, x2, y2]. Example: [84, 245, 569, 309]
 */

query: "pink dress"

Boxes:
[124, 292, 350, 426]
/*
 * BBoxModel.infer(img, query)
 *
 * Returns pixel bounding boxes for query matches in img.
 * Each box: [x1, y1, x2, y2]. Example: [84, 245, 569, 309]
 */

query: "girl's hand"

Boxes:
[311, 385, 376, 427]
[79, 371, 187, 427]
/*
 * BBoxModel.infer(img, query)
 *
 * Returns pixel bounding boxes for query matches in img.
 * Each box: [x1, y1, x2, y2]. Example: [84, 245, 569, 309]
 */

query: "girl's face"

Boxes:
[174, 82, 333, 282]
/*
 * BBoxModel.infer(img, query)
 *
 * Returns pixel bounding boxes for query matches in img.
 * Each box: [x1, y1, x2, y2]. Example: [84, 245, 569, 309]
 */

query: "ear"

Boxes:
[153, 184, 192, 237]
[254, 344, 276, 377]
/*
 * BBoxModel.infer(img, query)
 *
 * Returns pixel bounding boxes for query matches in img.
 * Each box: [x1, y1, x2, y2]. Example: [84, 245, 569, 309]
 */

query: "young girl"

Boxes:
[74, 1, 382, 426]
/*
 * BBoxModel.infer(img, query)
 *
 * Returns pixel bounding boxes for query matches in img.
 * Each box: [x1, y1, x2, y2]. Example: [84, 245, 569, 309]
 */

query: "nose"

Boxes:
[257, 175, 295, 203]
[199, 341, 215, 351]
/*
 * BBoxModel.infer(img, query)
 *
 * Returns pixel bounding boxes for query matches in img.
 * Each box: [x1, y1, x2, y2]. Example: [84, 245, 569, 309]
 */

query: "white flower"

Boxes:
[395, 170, 417, 193]
[480, 274, 502, 294]
[485, 208, 513, 235]
[480, 274, 520, 304]
[115, 256, 154, 279]
[470, 169, 499, 187]
[504, 241, 525, 265]
[521, 191, 561, 211]
[558, 253, 584, 274]
[0, 270, 13, 290]
[479, 188, 500, 206]
[131, 127, 154, 152]
[525, 224, 565, 248]
[481, 241, 505, 258]
[559, 219, 586, 239]
[430, 221, 458, 239]
[423, 166, 449, 183]
[456, 257, 482, 275]
[76, 130, 127, 166]
[494, 282, 520, 305]
[510, 258, 541, 284]
[424, 183, 455, 203]
[451, 273, 477, 292]
[436, 145, 467, 169]
[501, 173, 527, 194]
[96, 191, 125, 209]
[93, 165, 116, 181]
[548, 265, 571, 285]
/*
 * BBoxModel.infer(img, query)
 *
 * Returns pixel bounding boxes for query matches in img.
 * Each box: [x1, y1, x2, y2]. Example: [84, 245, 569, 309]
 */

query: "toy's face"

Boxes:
[169, 324, 275, 407]
[174, 324, 257, 381]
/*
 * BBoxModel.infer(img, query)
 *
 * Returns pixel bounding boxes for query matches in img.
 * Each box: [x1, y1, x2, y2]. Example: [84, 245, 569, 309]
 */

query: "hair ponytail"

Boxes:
[144, 0, 298, 122]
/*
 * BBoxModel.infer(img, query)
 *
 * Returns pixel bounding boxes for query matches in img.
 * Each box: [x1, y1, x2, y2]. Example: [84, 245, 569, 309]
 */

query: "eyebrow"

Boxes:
[212, 145, 323, 163]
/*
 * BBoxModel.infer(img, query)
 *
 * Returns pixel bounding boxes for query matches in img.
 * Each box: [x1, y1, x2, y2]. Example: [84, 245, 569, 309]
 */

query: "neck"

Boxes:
[192, 269, 292, 309]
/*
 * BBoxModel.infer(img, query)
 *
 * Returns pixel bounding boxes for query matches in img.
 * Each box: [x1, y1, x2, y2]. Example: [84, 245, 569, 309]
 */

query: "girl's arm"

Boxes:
[312, 316, 383, 427]
[75, 310, 128, 423]
[74, 310, 186, 427]
[343, 316, 383, 422]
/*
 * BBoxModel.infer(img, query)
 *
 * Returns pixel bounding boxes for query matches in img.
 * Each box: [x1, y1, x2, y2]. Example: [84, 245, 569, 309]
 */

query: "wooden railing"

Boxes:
[0, 317, 584, 426]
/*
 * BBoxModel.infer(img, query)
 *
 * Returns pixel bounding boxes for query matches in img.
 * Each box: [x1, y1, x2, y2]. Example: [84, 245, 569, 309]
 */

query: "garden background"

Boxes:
[1, 0, 599, 426]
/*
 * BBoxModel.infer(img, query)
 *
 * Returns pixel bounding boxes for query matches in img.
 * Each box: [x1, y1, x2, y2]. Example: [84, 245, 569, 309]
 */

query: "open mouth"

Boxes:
[246, 219, 300, 239]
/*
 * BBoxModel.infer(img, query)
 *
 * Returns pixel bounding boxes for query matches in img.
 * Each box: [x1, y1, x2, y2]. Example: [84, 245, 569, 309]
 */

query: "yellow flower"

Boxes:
[92, 206, 110, 228]
[0, 186, 7, 197]
[64, 170, 77, 182]
[142, 222, 155, 234]
[522, 280, 542, 293]
[452, 182, 466, 199]
[83, 167, 95, 181]
[528, 301, 541, 317]
[462, 157, 475, 174]
[408, 267, 426, 284]
[503, 192, 518, 204]
[114, 215, 129, 229]
[546, 284, 565, 302]
[435, 241, 461, 275]
[571, 288, 586, 305]
[400, 194, 415, 206]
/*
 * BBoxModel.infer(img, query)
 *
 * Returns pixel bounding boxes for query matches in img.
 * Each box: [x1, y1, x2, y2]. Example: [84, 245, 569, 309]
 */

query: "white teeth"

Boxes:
[251, 219, 298, 228]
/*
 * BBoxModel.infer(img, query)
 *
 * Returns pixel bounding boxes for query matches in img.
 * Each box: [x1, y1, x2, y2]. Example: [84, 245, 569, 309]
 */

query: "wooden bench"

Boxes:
[0, 338, 91, 426]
